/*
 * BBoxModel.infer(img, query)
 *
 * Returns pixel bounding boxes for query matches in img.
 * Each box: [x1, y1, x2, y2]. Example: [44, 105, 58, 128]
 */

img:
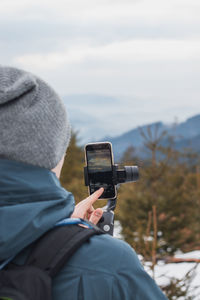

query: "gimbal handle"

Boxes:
[97, 210, 115, 235]
[96, 197, 117, 235]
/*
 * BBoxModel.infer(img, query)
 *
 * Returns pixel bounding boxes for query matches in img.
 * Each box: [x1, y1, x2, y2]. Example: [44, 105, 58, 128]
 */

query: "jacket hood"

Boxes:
[0, 158, 75, 261]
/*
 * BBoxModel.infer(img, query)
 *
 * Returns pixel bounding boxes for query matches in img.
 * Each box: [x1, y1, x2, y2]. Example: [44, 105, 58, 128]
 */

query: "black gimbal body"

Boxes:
[84, 164, 139, 235]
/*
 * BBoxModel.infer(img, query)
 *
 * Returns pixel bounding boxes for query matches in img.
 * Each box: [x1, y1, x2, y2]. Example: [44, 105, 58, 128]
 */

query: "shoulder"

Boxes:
[53, 234, 167, 300]
[66, 233, 141, 274]
[52, 234, 140, 300]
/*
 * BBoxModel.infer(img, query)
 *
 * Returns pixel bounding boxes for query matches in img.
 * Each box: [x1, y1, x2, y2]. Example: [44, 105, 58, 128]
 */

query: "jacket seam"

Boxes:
[63, 264, 116, 277]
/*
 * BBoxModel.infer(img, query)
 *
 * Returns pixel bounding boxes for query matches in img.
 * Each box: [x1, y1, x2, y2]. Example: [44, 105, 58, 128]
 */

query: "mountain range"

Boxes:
[63, 95, 200, 161]
[106, 114, 200, 160]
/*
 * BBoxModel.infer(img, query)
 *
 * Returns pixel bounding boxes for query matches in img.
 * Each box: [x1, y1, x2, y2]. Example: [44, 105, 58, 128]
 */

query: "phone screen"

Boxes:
[85, 143, 116, 199]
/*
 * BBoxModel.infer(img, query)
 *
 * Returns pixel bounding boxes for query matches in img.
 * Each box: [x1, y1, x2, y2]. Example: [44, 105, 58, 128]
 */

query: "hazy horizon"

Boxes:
[1, 0, 200, 140]
[63, 93, 200, 142]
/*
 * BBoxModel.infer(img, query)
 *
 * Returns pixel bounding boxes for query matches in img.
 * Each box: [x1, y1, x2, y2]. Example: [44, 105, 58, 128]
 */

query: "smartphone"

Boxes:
[85, 142, 117, 199]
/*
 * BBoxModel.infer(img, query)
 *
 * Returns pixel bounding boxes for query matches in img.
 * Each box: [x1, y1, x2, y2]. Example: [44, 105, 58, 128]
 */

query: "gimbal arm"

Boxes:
[83, 163, 139, 235]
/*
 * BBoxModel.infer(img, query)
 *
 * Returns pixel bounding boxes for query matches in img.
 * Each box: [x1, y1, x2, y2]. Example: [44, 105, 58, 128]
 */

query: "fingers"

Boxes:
[87, 206, 95, 219]
[71, 188, 104, 221]
[89, 208, 103, 225]
[86, 187, 104, 206]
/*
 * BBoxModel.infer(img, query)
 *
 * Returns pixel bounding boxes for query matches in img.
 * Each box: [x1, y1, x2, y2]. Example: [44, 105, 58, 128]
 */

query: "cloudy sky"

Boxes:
[1, 0, 200, 140]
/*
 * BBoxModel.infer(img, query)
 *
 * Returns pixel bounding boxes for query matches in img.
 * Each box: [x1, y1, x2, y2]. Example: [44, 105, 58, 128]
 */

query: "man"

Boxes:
[0, 66, 167, 299]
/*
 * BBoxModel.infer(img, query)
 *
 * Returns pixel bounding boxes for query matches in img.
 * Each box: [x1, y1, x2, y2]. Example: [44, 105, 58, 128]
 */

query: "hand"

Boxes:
[71, 188, 104, 225]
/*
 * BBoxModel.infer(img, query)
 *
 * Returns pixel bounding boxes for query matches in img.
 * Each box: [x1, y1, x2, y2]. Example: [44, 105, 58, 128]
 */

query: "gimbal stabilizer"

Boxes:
[84, 164, 139, 235]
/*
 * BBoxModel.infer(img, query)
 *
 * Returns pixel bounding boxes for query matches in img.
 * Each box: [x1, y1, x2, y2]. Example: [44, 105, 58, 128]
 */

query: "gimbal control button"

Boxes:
[103, 225, 110, 232]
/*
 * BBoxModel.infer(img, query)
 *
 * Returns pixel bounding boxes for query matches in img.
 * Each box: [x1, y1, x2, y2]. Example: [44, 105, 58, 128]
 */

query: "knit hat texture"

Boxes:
[0, 66, 71, 169]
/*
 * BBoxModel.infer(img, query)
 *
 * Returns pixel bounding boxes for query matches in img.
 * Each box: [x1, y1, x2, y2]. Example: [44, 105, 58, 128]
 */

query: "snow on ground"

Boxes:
[114, 222, 200, 299]
[145, 251, 200, 299]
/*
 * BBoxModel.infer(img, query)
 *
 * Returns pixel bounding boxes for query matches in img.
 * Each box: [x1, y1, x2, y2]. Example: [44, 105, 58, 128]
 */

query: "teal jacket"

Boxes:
[0, 159, 167, 299]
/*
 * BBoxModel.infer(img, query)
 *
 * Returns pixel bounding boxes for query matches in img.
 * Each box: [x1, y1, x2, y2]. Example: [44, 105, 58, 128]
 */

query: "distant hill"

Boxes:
[62, 94, 200, 160]
[108, 114, 200, 160]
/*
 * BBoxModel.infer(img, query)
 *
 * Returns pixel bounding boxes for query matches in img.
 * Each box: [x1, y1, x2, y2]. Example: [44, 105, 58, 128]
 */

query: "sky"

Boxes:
[1, 0, 200, 140]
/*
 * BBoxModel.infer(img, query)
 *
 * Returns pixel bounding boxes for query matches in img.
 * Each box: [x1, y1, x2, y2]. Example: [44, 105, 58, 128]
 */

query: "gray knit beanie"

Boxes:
[0, 66, 71, 169]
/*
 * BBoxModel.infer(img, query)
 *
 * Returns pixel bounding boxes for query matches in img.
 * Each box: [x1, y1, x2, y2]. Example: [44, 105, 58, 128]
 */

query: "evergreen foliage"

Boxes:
[117, 126, 200, 257]
[60, 131, 88, 203]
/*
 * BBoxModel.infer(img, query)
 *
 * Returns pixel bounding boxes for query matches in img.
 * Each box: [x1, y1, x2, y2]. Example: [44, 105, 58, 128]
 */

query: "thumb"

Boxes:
[89, 208, 103, 225]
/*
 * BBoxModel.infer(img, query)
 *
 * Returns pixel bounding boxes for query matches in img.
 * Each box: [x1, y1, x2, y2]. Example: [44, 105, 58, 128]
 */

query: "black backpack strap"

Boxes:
[25, 223, 104, 278]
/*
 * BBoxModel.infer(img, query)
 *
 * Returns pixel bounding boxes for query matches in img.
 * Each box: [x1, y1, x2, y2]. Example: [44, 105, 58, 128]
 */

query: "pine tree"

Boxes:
[60, 131, 88, 203]
[116, 126, 200, 258]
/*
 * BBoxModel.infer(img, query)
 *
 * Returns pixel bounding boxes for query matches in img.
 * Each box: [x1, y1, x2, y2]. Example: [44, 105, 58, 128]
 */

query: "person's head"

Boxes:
[0, 66, 71, 178]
